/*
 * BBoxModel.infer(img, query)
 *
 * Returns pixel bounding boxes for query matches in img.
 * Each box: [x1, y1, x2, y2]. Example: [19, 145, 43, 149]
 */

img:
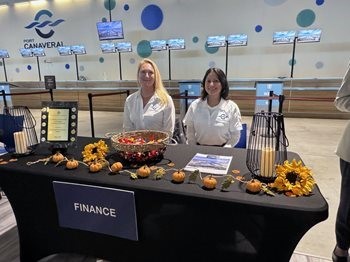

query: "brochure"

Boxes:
[184, 153, 233, 175]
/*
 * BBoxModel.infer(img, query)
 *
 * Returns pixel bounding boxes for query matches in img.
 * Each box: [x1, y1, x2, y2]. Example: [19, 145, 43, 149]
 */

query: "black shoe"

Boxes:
[332, 246, 349, 262]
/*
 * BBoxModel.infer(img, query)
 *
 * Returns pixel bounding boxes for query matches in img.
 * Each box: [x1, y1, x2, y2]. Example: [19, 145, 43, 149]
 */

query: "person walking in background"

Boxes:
[183, 67, 242, 147]
[123, 58, 175, 136]
[333, 64, 350, 262]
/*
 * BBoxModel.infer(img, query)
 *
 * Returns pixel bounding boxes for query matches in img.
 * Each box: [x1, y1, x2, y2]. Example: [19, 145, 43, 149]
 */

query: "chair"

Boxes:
[172, 117, 187, 144]
[234, 123, 247, 148]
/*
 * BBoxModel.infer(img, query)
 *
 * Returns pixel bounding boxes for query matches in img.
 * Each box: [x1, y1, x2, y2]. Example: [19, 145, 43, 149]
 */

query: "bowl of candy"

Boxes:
[110, 130, 170, 164]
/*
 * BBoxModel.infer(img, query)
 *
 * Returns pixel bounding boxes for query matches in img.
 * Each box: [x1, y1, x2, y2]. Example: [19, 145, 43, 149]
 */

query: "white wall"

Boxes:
[0, 0, 349, 82]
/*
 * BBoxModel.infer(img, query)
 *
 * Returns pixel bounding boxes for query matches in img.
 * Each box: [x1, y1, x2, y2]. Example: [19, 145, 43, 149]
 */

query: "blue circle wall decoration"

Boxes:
[27, 65, 32, 70]
[130, 58, 136, 64]
[316, 0, 324, 6]
[205, 43, 219, 54]
[141, 4, 163, 30]
[104, 0, 116, 10]
[315, 61, 324, 69]
[124, 4, 129, 11]
[289, 59, 296, 66]
[297, 9, 316, 27]
[65, 64, 70, 69]
[99, 57, 104, 63]
[192, 36, 199, 43]
[255, 25, 263, 32]
[137, 40, 152, 58]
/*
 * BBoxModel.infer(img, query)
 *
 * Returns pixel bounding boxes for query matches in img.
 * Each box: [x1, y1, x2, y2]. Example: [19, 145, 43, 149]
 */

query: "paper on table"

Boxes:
[184, 153, 233, 175]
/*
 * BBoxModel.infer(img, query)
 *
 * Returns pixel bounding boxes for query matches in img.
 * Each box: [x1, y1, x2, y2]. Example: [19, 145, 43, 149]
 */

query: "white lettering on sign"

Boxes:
[73, 203, 117, 218]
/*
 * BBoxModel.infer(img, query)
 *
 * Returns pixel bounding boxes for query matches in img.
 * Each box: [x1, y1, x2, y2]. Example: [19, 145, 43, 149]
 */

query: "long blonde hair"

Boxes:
[137, 58, 169, 106]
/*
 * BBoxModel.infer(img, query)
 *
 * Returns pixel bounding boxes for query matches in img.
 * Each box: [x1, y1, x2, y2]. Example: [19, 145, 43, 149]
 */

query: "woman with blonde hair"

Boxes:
[123, 58, 175, 136]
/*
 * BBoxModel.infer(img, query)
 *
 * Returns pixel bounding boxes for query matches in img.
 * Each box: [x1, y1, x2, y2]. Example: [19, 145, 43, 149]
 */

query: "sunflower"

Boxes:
[269, 159, 315, 197]
[82, 140, 109, 165]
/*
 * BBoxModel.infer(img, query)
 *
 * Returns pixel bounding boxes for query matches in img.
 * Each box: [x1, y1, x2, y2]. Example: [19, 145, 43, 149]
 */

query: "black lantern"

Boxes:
[246, 111, 289, 182]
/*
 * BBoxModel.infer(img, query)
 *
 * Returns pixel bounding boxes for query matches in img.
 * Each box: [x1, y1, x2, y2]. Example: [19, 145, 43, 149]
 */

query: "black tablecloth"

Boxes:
[0, 137, 328, 262]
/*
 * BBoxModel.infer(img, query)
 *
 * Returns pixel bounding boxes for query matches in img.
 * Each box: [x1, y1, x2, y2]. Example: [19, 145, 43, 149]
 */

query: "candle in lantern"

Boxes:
[260, 147, 275, 177]
[14, 131, 28, 154]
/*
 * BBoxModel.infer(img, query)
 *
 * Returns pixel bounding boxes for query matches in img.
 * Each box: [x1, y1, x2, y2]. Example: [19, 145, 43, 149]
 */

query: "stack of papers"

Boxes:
[184, 153, 232, 175]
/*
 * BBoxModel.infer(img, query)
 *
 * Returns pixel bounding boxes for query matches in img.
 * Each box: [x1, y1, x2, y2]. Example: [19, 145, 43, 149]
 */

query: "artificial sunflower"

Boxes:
[82, 140, 109, 165]
[269, 159, 315, 197]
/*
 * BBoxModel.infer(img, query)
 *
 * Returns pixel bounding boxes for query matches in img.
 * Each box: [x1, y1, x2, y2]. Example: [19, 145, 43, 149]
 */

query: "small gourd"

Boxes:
[202, 175, 217, 189]
[172, 169, 186, 183]
[52, 152, 65, 163]
[111, 162, 123, 172]
[89, 161, 103, 173]
[66, 159, 79, 170]
[136, 165, 151, 178]
[246, 179, 262, 193]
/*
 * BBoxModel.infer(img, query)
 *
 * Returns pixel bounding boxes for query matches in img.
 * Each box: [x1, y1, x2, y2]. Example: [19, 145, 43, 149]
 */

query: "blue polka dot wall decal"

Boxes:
[137, 40, 152, 58]
[255, 25, 263, 32]
[289, 59, 296, 66]
[65, 64, 70, 69]
[297, 9, 316, 27]
[141, 4, 163, 30]
[124, 4, 129, 11]
[193, 36, 199, 43]
[316, 0, 324, 6]
[315, 61, 324, 69]
[205, 43, 219, 54]
[99, 57, 104, 63]
[104, 0, 116, 11]
[264, 0, 288, 6]
[27, 65, 32, 70]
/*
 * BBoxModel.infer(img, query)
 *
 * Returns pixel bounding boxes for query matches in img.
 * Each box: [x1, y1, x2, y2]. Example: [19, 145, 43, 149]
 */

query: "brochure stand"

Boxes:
[2, 58, 7, 82]
[0, 49, 10, 82]
[19, 48, 45, 82]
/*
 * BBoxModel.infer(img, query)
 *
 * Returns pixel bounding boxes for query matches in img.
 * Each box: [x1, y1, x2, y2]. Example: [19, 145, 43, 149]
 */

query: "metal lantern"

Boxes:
[246, 111, 289, 181]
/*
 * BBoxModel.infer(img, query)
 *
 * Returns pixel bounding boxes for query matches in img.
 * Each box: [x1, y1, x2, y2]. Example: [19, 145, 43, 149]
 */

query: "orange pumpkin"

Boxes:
[89, 161, 103, 173]
[246, 179, 262, 193]
[66, 159, 79, 169]
[172, 169, 186, 183]
[111, 162, 123, 172]
[136, 165, 151, 178]
[202, 175, 217, 189]
[52, 152, 64, 163]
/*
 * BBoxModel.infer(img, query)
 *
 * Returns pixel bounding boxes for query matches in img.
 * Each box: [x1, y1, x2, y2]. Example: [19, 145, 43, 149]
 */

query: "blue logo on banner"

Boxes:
[25, 10, 65, 39]
[53, 181, 138, 241]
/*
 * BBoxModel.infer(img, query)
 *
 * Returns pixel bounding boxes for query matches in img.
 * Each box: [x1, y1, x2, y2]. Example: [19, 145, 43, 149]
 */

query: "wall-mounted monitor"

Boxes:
[297, 29, 322, 43]
[19, 48, 33, 57]
[0, 49, 9, 58]
[57, 46, 72, 56]
[227, 34, 248, 46]
[167, 38, 185, 50]
[150, 39, 167, 51]
[206, 35, 226, 47]
[71, 45, 86, 55]
[273, 30, 296, 44]
[116, 42, 132, 52]
[100, 42, 116, 53]
[32, 47, 45, 57]
[97, 20, 124, 41]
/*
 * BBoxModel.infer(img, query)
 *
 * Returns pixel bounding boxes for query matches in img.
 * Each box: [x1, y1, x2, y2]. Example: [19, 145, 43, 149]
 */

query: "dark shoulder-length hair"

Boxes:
[200, 67, 229, 100]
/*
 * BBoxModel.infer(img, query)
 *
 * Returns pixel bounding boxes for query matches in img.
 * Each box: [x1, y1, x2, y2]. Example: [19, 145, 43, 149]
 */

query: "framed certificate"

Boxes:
[40, 101, 78, 151]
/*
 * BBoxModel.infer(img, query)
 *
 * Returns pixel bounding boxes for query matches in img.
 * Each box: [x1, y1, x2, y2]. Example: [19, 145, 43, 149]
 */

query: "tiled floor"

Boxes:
[1, 109, 348, 261]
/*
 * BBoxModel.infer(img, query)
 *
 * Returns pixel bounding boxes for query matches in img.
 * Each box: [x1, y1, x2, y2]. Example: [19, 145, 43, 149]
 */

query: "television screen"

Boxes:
[227, 34, 248, 46]
[71, 45, 86, 55]
[116, 42, 132, 52]
[32, 47, 45, 57]
[57, 46, 72, 56]
[297, 29, 322, 43]
[0, 49, 9, 58]
[100, 42, 116, 53]
[150, 40, 167, 51]
[168, 38, 185, 50]
[273, 30, 296, 44]
[19, 48, 33, 57]
[97, 20, 124, 41]
[206, 35, 226, 47]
